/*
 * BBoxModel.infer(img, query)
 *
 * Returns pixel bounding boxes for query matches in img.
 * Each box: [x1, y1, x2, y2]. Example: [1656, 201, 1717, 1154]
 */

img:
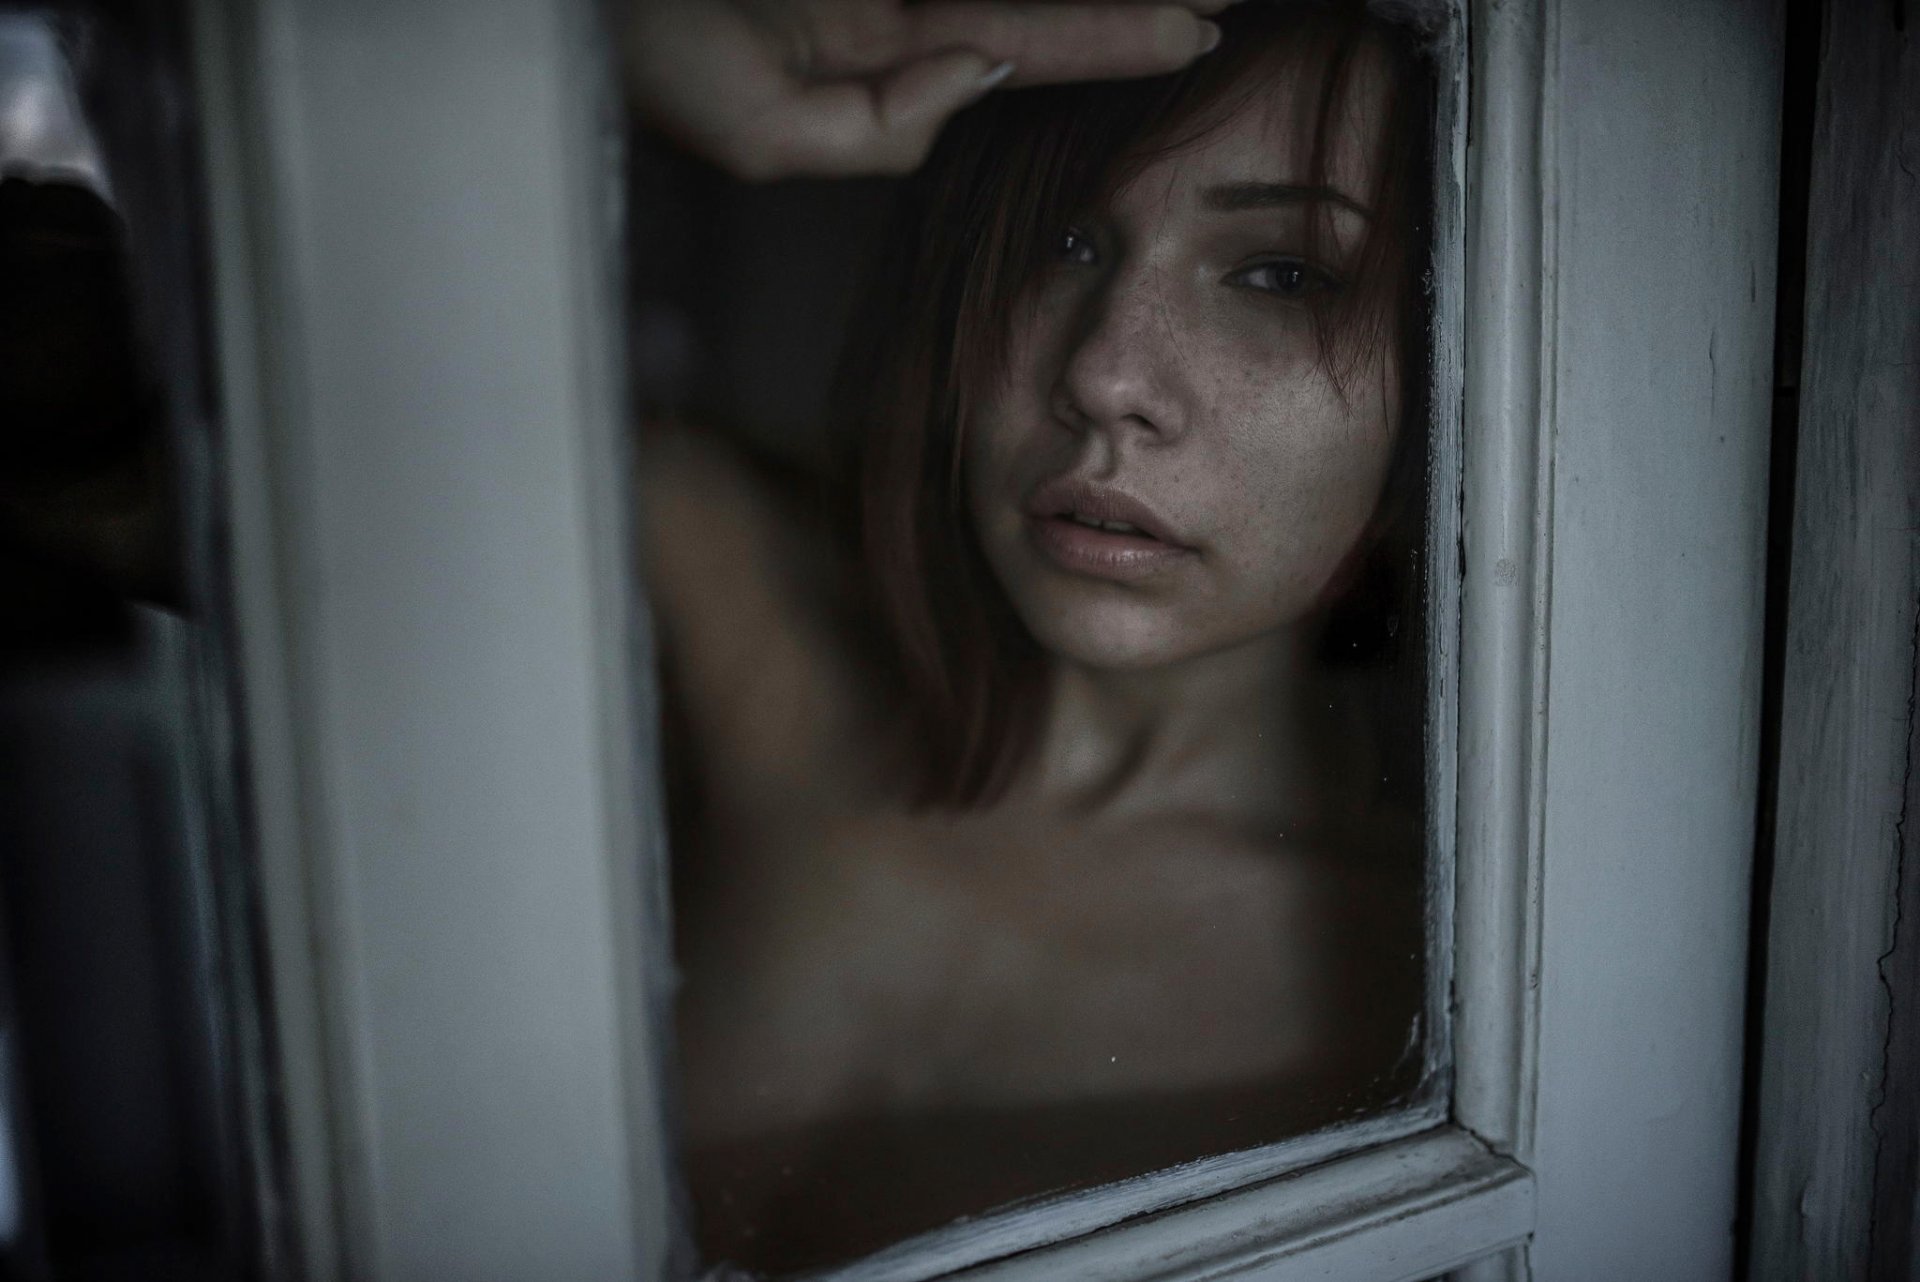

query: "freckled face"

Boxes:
[965, 59, 1402, 672]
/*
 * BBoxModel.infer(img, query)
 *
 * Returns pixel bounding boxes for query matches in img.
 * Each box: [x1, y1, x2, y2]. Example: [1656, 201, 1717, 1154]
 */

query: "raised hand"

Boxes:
[625, 0, 1230, 179]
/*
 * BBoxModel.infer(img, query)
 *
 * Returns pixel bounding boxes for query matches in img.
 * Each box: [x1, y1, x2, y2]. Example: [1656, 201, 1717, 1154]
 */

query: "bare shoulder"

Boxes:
[636, 426, 878, 807]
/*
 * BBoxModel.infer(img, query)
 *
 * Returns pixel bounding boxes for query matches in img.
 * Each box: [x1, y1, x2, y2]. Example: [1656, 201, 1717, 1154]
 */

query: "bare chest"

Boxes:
[675, 808, 1343, 1140]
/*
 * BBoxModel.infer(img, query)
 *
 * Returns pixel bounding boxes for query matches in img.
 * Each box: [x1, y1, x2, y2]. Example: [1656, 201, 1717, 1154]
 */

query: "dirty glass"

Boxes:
[628, 2, 1448, 1272]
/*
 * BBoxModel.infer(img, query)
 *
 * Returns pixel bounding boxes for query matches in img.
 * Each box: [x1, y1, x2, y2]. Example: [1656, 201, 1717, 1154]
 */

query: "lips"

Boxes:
[1022, 477, 1197, 581]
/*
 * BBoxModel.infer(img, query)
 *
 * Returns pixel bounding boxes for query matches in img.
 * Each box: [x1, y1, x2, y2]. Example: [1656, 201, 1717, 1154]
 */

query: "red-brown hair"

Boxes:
[835, 0, 1441, 807]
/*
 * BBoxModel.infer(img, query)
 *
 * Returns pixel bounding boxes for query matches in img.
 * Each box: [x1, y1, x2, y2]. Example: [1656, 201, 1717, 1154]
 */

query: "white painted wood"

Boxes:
[189, 7, 340, 1275]
[1449, 1247, 1524, 1282]
[948, 1127, 1531, 1282]
[1453, 0, 1550, 1164]
[1421, 0, 1471, 1119]
[1521, 0, 1781, 1278]
[812, 1108, 1443, 1282]
[1406, 5, 1783, 1279]
[190, 0, 677, 1278]
[1748, 5, 1920, 1277]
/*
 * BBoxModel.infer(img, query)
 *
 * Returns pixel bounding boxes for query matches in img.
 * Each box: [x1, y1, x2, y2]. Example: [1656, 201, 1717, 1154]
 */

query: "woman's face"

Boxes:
[966, 54, 1402, 673]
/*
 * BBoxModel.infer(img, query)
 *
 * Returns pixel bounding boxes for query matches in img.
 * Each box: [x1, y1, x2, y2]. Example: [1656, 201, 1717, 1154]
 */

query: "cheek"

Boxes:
[1211, 378, 1397, 608]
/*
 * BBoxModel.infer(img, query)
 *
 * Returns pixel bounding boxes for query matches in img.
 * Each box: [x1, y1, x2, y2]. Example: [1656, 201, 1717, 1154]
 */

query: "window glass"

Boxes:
[0, 7, 282, 1275]
[629, 3, 1446, 1270]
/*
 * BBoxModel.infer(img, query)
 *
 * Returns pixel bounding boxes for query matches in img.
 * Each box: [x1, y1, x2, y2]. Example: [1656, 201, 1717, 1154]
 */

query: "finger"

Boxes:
[791, 0, 1226, 81]
[896, 3, 1220, 85]
[750, 49, 1012, 177]
[875, 48, 1019, 162]
[1059, 0, 1243, 15]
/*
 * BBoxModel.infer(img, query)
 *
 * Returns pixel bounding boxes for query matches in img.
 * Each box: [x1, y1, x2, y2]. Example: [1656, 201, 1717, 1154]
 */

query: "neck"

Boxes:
[1023, 627, 1323, 822]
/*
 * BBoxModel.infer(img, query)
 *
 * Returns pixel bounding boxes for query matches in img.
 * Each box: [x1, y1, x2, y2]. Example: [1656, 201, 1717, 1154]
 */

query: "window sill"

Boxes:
[813, 1123, 1533, 1282]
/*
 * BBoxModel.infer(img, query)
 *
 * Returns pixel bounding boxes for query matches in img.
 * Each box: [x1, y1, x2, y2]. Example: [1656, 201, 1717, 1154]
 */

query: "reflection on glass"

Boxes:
[2, 8, 285, 1275]
[635, 2, 1440, 1271]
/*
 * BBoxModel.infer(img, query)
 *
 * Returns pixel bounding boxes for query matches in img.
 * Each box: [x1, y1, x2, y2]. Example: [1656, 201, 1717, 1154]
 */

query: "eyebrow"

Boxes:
[1201, 182, 1373, 219]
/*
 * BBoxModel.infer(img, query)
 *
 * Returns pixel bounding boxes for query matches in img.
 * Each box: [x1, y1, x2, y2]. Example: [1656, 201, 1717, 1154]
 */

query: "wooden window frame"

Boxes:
[1746, 6, 1920, 1275]
[189, 0, 1780, 1277]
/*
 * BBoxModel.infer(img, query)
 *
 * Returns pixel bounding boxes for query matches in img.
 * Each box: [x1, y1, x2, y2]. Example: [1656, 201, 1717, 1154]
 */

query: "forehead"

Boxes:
[1113, 42, 1395, 215]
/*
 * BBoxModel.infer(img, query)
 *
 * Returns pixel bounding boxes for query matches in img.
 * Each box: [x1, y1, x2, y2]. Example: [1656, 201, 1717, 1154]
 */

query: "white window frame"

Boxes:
[188, 0, 1780, 1277]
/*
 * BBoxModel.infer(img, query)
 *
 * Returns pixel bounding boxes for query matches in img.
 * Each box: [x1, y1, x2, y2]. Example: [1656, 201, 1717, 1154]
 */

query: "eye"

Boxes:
[1056, 226, 1099, 266]
[1229, 256, 1340, 300]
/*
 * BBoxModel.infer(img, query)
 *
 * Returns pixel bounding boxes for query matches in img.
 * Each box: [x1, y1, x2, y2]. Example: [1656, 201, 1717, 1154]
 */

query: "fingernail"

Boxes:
[1197, 20, 1223, 54]
[977, 59, 1016, 90]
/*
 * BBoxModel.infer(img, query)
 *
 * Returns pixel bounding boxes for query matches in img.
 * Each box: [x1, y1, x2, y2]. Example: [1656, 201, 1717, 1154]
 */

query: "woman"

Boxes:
[628, 0, 1440, 1269]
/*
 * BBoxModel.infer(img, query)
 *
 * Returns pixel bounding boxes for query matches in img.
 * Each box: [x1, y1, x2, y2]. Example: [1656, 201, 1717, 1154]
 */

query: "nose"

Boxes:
[1049, 267, 1186, 446]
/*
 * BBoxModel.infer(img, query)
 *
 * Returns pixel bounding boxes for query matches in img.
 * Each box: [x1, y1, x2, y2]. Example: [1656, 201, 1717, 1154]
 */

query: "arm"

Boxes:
[638, 427, 870, 808]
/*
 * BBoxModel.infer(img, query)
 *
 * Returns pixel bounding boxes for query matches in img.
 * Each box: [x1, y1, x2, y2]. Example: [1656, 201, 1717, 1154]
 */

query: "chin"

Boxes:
[1012, 590, 1218, 673]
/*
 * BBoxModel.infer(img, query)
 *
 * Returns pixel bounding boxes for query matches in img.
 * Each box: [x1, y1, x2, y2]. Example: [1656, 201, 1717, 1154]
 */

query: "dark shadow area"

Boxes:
[0, 6, 286, 1279]
[1731, 0, 1820, 1276]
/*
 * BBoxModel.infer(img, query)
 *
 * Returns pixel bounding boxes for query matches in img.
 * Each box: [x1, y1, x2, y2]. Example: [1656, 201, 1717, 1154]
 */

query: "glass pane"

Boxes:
[0, 5, 286, 1278]
[628, 3, 1450, 1272]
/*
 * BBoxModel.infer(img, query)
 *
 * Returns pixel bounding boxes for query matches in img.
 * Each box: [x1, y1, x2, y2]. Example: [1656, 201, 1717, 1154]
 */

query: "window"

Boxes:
[633, 10, 1447, 1268]
[188, 0, 1781, 1277]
